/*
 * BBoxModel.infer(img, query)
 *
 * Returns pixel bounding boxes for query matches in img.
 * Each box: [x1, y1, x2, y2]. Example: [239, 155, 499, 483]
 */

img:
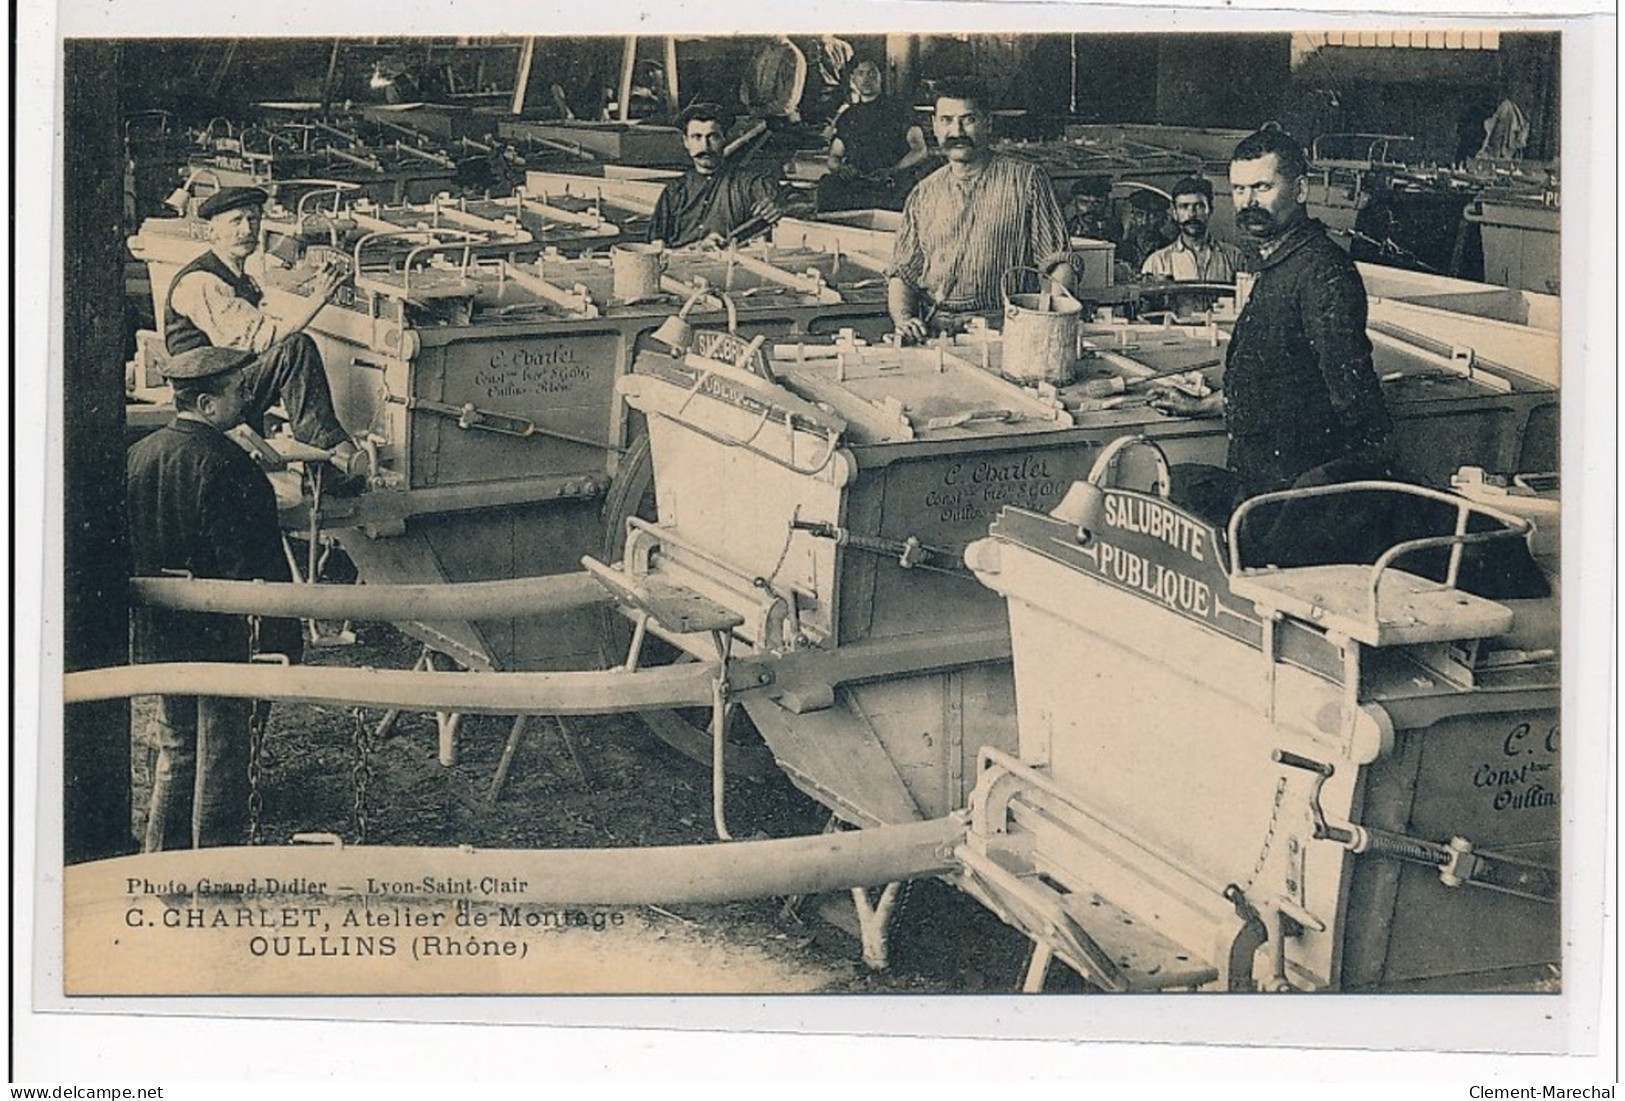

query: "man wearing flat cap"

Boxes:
[165, 185, 364, 475]
[126, 346, 302, 850]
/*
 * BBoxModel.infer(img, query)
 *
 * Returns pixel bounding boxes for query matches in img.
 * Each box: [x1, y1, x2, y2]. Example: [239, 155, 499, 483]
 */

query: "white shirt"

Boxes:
[168, 252, 282, 352]
[1140, 234, 1246, 283]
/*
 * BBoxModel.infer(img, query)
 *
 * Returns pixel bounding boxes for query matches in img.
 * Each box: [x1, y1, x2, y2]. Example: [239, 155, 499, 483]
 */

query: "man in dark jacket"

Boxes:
[127, 346, 301, 850]
[1152, 129, 1393, 526]
[647, 103, 784, 249]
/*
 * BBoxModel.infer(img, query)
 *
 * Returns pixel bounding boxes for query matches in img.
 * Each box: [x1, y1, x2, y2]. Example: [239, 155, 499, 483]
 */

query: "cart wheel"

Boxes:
[596, 428, 665, 668]
[600, 426, 654, 567]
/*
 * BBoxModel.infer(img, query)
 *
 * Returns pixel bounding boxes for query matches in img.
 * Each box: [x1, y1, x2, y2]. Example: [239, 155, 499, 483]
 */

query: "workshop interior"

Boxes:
[59, 31, 1563, 995]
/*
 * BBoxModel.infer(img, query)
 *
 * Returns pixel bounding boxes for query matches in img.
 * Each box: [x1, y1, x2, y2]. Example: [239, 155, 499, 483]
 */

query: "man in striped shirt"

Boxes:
[888, 78, 1076, 343]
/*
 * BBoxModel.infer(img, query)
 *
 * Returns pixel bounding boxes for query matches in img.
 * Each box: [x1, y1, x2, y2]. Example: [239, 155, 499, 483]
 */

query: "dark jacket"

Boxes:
[647, 163, 780, 248]
[127, 418, 299, 665]
[1222, 217, 1392, 494]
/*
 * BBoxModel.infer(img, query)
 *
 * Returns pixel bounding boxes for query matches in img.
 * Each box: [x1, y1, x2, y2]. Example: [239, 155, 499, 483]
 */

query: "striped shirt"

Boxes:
[890, 155, 1074, 314]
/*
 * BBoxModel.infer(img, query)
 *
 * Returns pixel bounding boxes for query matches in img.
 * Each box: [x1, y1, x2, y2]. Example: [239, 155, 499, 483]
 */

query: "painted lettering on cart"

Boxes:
[1103, 492, 1208, 562]
[474, 345, 591, 399]
[1471, 721, 1560, 812]
[1067, 490, 1235, 627]
[933, 457, 1069, 523]
[1088, 541, 1212, 617]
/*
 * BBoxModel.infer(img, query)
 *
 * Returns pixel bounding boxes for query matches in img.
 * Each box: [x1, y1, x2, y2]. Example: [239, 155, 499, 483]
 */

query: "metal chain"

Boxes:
[247, 703, 267, 845]
[350, 707, 374, 843]
[1243, 775, 1290, 892]
[246, 614, 266, 846]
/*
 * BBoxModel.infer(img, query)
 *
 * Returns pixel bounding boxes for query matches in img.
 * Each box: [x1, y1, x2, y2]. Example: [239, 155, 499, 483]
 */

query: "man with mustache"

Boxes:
[1152, 129, 1391, 519]
[1140, 176, 1249, 316]
[165, 187, 364, 478]
[1141, 176, 1248, 282]
[648, 102, 785, 249]
[888, 77, 1075, 343]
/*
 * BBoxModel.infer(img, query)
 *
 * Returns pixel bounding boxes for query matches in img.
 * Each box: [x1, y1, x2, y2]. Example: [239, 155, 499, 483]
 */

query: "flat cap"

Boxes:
[161, 346, 255, 382]
[197, 186, 269, 220]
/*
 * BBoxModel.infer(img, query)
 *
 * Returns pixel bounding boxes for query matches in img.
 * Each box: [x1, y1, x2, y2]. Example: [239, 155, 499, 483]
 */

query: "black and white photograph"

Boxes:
[17, 0, 1616, 1084]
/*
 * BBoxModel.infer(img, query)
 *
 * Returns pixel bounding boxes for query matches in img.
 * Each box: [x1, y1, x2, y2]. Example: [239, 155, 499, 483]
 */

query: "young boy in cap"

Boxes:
[126, 345, 303, 850]
[164, 185, 365, 477]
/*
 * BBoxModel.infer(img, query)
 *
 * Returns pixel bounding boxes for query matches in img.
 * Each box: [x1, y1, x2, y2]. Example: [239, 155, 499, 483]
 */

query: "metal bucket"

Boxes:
[612, 241, 667, 303]
[1000, 267, 1081, 386]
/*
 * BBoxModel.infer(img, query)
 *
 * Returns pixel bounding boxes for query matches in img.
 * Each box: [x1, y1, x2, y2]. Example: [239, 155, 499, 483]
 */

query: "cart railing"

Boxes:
[1227, 480, 1533, 644]
[351, 227, 483, 298]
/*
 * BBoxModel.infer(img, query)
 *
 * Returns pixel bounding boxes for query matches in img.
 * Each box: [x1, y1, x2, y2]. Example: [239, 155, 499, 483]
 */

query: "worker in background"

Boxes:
[164, 186, 366, 481]
[815, 56, 931, 213]
[1063, 176, 1115, 242]
[127, 346, 303, 851]
[1140, 176, 1250, 315]
[647, 103, 785, 249]
[1115, 187, 1175, 272]
[1477, 96, 1531, 161]
[1141, 176, 1247, 282]
[1151, 129, 1392, 531]
[739, 35, 808, 126]
[888, 77, 1075, 343]
[800, 34, 856, 125]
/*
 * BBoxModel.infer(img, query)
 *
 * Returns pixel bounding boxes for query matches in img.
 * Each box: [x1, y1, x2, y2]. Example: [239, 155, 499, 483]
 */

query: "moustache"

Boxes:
[1179, 219, 1208, 235]
[943, 137, 976, 149]
[1235, 208, 1277, 232]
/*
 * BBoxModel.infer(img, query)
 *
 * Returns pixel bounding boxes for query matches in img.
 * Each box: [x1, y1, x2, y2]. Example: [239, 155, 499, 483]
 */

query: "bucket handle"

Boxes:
[1000, 266, 1076, 311]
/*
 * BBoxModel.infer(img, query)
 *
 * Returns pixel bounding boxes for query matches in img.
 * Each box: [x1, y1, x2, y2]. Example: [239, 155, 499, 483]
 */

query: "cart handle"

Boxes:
[1086, 434, 1171, 500]
[351, 228, 483, 290]
[668, 374, 842, 478]
[196, 117, 235, 145]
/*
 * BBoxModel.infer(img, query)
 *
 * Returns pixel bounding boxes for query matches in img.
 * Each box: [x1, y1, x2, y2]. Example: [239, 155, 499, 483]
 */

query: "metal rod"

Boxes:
[487, 715, 528, 804]
[711, 630, 732, 841]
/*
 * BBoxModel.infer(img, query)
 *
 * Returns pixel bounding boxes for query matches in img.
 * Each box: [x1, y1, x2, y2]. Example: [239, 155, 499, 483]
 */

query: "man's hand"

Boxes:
[749, 196, 784, 224]
[309, 260, 349, 302]
[892, 317, 929, 345]
[1149, 388, 1224, 419]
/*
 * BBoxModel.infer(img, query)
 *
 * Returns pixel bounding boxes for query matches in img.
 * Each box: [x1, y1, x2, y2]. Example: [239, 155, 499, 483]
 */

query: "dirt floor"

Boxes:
[128, 618, 1091, 995]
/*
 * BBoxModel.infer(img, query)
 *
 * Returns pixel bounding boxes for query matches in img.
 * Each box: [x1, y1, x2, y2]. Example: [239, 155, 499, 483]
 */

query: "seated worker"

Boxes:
[1150, 130, 1393, 553]
[164, 186, 366, 477]
[815, 56, 930, 213]
[1140, 176, 1250, 315]
[888, 77, 1076, 343]
[126, 346, 303, 851]
[648, 103, 786, 249]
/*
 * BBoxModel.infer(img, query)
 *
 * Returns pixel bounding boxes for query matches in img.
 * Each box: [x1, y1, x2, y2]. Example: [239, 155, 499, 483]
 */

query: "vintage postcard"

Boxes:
[18, 0, 1616, 1080]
